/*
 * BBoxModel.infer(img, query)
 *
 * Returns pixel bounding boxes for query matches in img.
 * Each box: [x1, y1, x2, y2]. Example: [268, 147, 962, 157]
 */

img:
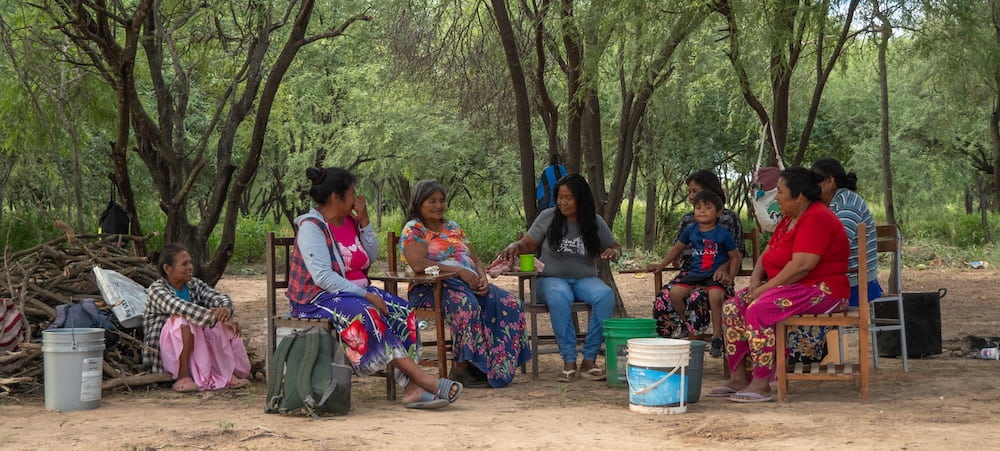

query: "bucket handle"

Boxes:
[937, 288, 947, 300]
[626, 356, 687, 396]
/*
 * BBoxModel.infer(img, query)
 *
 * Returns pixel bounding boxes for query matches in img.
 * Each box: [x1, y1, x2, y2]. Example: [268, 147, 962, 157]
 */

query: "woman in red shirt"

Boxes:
[710, 167, 849, 403]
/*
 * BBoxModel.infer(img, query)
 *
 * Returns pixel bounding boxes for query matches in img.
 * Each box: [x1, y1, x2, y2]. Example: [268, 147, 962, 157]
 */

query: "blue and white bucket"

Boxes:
[626, 338, 690, 414]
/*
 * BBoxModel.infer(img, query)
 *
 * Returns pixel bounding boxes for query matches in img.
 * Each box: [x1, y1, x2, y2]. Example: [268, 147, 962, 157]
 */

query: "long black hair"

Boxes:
[547, 174, 601, 258]
[812, 157, 859, 192]
[306, 167, 356, 205]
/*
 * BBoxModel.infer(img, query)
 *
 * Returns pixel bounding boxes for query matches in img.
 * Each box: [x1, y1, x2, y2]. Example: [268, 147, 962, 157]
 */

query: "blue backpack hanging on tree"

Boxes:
[535, 157, 568, 212]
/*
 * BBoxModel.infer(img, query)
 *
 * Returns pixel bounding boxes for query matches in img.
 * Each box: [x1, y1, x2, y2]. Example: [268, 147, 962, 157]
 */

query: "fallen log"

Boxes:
[101, 372, 172, 390]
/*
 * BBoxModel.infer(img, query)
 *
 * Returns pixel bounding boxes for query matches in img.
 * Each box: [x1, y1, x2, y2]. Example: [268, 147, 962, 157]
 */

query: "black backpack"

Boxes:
[99, 183, 130, 235]
[535, 164, 568, 212]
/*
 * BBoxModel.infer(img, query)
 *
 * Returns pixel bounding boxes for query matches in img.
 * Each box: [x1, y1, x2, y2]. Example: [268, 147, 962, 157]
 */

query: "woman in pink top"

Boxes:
[709, 167, 849, 403]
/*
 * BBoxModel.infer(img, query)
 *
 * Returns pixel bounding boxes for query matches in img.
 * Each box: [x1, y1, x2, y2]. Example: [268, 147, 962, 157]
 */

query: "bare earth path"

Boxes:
[3, 268, 1000, 449]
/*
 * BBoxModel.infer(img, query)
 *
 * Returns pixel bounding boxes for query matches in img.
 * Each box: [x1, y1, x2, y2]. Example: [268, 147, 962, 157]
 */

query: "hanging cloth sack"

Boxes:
[750, 124, 786, 233]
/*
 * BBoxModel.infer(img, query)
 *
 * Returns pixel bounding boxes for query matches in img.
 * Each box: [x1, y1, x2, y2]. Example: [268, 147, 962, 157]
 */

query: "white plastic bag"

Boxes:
[92, 266, 147, 328]
[750, 124, 786, 233]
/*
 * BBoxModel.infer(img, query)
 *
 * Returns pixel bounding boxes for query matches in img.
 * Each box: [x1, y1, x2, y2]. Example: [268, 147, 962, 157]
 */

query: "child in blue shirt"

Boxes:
[647, 191, 740, 357]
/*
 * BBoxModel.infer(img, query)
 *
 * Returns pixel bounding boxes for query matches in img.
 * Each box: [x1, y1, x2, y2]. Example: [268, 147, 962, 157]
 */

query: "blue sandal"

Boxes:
[404, 392, 449, 410]
[437, 378, 463, 403]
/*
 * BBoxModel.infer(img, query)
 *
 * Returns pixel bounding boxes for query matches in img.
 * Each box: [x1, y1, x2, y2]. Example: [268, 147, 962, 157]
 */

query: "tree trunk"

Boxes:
[624, 148, 640, 248]
[876, 7, 897, 226]
[643, 174, 657, 251]
[561, 0, 584, 174]
[993, 0, 1000, 212]
[491, 0, 538, 227]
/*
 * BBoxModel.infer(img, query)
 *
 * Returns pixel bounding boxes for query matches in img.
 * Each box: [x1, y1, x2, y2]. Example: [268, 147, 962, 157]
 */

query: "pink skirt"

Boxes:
[159, 316, 250, 391]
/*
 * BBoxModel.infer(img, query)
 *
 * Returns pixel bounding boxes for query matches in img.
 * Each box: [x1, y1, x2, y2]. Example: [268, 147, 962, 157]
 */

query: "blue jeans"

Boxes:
[537, 276, 615, 362]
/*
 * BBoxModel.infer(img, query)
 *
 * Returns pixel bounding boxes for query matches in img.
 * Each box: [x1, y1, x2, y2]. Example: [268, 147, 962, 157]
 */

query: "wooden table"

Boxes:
[369, 271, 456, 377]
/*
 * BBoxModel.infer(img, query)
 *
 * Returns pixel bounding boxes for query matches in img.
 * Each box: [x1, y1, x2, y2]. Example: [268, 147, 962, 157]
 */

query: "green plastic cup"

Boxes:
[519, 254, 535, 272]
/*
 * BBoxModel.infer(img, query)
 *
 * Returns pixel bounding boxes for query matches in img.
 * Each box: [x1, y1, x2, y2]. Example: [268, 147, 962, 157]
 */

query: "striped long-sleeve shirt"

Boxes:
[142, 278, 234, 373]
[829, 188, 879, 286]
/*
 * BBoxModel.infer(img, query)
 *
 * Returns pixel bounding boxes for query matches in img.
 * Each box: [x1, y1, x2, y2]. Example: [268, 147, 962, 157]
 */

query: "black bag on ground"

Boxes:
[266, 327, 351, 417]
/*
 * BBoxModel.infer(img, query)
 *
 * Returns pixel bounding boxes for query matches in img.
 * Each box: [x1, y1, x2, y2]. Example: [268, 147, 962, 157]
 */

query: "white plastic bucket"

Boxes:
[626, 338, 690, 414]
[42, 328, 105, 411]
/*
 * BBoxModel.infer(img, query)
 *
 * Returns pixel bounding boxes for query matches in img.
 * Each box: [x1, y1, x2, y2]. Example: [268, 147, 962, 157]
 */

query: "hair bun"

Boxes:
[305, 167, 325, 185]
[846, 173, 858, 185]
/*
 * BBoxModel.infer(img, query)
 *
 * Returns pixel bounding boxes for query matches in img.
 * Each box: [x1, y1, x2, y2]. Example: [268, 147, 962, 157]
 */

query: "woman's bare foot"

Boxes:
[172, 377, 198, 393]
[227, 375, 250, 389]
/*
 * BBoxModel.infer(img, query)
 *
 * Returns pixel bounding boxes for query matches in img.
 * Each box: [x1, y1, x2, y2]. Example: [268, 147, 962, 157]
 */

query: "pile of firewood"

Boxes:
[0, 225, 171, 395]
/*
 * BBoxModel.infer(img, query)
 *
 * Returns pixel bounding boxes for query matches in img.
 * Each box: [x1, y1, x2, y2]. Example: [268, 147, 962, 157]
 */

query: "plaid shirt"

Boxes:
[142, 277, 233, 373]
[287, 217, 340, 304]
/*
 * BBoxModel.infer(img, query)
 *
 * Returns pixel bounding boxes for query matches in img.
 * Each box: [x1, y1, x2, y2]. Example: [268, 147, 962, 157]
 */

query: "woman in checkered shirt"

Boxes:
[143, 244, 251, 392]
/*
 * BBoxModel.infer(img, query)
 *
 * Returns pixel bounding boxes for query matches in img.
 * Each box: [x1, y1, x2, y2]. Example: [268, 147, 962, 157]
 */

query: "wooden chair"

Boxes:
[513, 271, 590, 379]
[378, 231, 451, 378]
[264, 232, 397, 400]
[775, 223, 871, 402]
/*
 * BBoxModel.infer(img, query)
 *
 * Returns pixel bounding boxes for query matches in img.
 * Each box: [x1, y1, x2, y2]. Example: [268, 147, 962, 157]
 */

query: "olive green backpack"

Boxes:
[266, 327, 351, 417]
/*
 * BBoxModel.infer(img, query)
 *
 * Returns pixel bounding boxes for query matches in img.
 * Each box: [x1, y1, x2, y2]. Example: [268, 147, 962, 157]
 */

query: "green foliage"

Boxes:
[0, 209, 59, 251]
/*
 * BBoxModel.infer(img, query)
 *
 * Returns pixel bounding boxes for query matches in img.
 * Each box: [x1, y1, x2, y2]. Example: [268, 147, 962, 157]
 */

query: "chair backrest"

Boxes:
[736, 227, 761, 277]
[266, 232, 295, 318]
[387, 231, 399, 272]
[875, 224, 902, 295]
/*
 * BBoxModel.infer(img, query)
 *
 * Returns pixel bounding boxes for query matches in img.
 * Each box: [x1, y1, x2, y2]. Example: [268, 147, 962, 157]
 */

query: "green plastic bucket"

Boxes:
[603, 318, 657, 388]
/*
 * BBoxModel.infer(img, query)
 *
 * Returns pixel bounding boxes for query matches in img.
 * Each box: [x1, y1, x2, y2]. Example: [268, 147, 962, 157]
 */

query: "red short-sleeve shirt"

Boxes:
[761, 201, 850, 299]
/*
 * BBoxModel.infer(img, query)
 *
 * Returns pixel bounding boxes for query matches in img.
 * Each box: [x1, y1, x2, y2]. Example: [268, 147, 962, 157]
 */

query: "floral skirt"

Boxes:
[652, 270, 734, 338]
[723, 283, 847, 381]
[290, 286, 416, 385]
[409, 278, 531, 388]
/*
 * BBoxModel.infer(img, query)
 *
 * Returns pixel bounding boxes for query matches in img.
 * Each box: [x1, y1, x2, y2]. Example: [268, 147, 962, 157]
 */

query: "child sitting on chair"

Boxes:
[646, 190, 741, 358]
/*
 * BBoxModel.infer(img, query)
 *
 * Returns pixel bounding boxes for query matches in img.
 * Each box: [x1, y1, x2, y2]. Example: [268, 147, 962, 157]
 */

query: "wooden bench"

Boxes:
[264, 233, 396, 400]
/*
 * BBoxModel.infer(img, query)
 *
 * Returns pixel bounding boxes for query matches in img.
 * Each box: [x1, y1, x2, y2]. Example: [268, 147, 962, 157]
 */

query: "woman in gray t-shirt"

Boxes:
[500, 174, 621, 382]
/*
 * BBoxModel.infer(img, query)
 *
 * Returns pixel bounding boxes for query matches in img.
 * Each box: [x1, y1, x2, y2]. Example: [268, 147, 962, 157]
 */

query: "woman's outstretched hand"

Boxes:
[599, 248, 621, 260]
[499, 242, 520, 261]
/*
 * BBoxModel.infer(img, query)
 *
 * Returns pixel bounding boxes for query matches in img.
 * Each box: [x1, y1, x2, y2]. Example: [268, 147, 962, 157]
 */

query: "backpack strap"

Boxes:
[266, 329, 299, 412]
[296, 328, 323, 418]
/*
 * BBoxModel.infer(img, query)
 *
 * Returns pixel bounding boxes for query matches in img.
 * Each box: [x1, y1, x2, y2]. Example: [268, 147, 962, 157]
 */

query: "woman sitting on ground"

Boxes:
[400, 180, 531, 389]
[287, 167, 461, 409]
[651, 170, 745, 356]
[710, 167, 849, 403]
[144, 244, 251, 392]
[499, 173, 621, 383]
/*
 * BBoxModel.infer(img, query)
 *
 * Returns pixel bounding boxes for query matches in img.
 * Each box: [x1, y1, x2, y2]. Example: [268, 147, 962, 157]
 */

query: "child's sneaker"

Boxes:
[710, 336, 724, 358]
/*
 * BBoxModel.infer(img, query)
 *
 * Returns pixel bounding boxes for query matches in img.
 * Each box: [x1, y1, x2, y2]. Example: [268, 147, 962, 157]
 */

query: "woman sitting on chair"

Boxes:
[499, 173, 621, 383]
[710, 167, 850, 403]
[287, 167, 462, 409]
[400, 180, 531, 389]
[144, 244, 251, 392]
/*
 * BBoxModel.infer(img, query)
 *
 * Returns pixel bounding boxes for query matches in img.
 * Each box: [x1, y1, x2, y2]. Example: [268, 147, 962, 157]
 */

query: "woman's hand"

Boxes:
[600, 247, 622, 260]
[353, 195, 370, 227]
[223, 320, 241, 337]
[365, 292, 389, 315]
[499, 241, 521, 261]
[645, 262, 665, 272]
[457, 268, 485, 293]
[211, 307, 232, 323]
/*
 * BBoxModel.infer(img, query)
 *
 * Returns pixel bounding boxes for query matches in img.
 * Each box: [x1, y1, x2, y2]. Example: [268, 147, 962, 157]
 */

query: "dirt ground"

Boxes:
[4, 267, 1000, 450]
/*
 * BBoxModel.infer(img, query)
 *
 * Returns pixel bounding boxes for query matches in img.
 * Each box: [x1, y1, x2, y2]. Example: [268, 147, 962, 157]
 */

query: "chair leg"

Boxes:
[776, 321, 788, 401]
[897, 297, 909, 373]
[530, 310, 540, 379]
[385, 366, 397, 401]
